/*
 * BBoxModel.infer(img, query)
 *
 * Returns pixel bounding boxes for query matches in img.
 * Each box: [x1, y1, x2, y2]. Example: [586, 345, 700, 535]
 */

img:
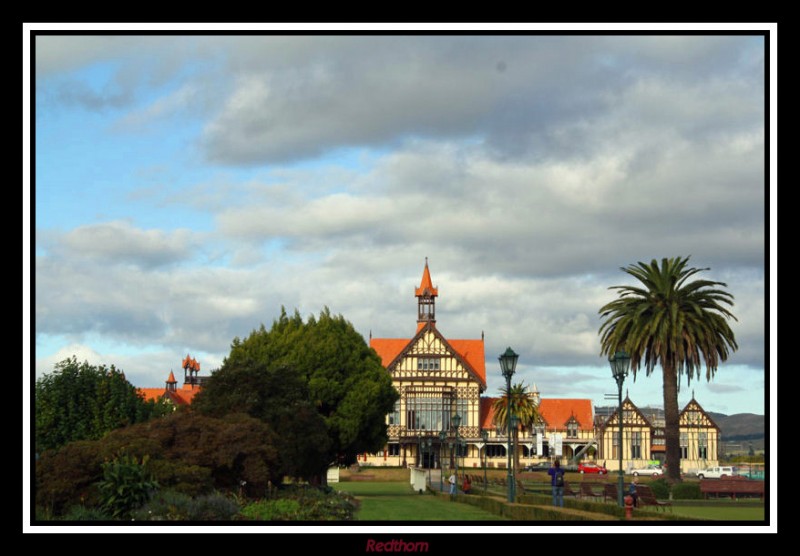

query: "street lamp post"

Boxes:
[609, 350, 631, 508]
[510, 413, 518, 495]
[425, 437, 433, 485]
[439, 430, 446, 493]
[481, 429, 489, 494]
[453, 413, 462, 489]
[499, 347, 519, 503]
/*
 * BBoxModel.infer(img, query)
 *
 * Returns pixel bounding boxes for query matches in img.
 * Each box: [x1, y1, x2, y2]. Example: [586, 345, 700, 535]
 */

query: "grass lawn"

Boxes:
[668, 504, 765, 521]
[333, 482, 509, 521]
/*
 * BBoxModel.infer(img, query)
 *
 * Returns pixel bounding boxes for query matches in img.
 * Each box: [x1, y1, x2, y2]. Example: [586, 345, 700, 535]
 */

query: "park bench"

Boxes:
[699, 478, 764, 500]
[603, 482, 619, 503]
[636, 484, 672, 512]
[579, 482, 605, 501]
[563, 481, 579, 498]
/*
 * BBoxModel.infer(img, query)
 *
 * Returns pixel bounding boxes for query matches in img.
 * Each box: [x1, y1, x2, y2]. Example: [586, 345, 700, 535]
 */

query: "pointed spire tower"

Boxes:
[415, 257, 438, 326]
[166, 370, 178, 392]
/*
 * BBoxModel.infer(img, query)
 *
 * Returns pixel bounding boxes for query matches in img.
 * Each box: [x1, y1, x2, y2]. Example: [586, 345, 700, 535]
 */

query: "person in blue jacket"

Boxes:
[548, 460, 565, 507]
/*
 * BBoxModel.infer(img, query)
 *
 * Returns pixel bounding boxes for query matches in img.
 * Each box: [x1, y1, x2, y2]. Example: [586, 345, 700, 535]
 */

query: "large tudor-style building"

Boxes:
[360, 260, 722, 474]
[139, 260, 723, 475]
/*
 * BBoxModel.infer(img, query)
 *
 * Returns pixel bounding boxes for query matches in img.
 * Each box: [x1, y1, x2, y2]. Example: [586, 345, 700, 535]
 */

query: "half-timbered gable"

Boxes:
[596, 394, 721, 473]
[678, 396, 721, 472]
[597, 396, 656, 471]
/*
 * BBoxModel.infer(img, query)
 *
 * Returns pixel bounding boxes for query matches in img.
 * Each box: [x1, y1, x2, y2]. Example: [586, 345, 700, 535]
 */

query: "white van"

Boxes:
[697, 466, 739, 479]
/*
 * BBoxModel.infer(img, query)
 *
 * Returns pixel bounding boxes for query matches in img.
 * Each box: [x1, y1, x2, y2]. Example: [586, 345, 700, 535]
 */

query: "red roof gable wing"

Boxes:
[370, 322, 486, 389]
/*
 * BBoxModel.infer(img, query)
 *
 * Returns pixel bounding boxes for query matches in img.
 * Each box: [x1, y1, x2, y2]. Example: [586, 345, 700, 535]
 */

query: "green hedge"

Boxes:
[459, 493, 701, 522]
[459, 494, 617, 521]
[670, 482, 702, 500]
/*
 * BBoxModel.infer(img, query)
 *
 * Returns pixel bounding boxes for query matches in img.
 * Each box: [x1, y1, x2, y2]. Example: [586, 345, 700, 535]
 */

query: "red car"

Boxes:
[578, 462, 608, 474]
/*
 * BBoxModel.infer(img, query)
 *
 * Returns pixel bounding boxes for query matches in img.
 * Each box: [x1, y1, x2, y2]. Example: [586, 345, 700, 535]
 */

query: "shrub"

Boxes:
[239, 485, 358, 521]
[35, 410, 282, 517]
[96, 453, 159, 519]
[61, 505, 113, 521]
[240, 499, 302, 520]
[649, 478, 671, 499]
[671, 482, 702, 500]
[35, 440, 106, 516]
[131, 489, 193, 521]
[131, 490, 240, 521]
[184, 492, 241, 520]
[148, 460, 214, 498]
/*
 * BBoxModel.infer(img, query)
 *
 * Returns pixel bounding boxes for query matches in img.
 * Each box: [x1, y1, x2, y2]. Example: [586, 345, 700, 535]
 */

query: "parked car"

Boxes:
[523, 462, 550, 471]
[627, 464, 663, 477]
[577, 462, 608, 474]
[696, 466, 739, 479]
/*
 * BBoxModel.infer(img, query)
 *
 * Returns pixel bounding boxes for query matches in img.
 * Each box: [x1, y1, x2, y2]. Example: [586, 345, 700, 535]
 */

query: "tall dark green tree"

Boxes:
[35, 356, 168, 453]
[193, 307, 399, 484]
[598, 257, 738, 482]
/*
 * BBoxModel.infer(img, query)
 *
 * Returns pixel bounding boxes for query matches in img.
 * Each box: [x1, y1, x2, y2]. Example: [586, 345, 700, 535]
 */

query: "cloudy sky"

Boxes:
[27, 27, 773, 419]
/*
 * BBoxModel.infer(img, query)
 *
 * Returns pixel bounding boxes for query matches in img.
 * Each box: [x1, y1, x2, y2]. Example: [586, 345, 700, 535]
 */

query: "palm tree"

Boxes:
[598, 256, 738, 482]
[492, 382, 540, 471]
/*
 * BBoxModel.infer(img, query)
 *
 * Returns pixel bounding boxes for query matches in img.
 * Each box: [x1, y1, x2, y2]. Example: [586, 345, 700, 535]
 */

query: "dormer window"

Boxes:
[567, 418, 579, 438]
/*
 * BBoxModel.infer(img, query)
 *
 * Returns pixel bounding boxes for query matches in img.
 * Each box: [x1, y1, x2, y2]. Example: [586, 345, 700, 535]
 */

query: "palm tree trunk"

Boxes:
[662, 363, 682, 482]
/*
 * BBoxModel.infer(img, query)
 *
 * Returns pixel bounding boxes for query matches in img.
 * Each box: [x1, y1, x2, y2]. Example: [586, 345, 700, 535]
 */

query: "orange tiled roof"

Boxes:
[449, 339, 485, 384]
[370, 338, 409, 367]
[369, 335, 486, 385]
[538, 398, 594, 430]
[139, 387, 167, 403]
[415, 260, 438, 297]
[481, 397, 497, 429]
[167, 371, 177, 383]
[480, 396, 594, 431]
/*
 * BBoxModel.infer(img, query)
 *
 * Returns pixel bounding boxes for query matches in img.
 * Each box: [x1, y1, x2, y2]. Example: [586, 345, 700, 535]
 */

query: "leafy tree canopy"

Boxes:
[193, 307, 399, 479]
[35, 356, 168, 453]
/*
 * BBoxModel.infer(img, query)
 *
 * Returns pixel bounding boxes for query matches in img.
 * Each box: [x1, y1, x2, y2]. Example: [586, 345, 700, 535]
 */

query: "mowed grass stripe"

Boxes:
[333, 482, 508, 521]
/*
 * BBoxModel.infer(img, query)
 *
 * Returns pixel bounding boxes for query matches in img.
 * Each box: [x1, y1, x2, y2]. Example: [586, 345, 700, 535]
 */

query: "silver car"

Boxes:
[628, 464, 664, 477]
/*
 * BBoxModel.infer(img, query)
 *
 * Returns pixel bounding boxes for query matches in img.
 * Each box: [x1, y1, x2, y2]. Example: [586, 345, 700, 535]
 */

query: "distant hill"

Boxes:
[708, 412, 765, 452]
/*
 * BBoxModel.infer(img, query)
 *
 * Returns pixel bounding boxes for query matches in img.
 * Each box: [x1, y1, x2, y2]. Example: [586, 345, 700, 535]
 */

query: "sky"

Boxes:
[26, 26, 774, 423]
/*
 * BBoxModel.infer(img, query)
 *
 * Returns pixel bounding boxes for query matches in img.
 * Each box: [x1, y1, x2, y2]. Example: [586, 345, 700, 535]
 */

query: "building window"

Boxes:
[612, 432, 619, 459]
[486, 445, 506, 458]
[631, 431, 642, 459]
[623, 409, 634, 422]
[455, 444, 468, 457]
[388, 401, 400, 425]
[455, 398, 470, 427]
[417, 358, 440, 371]
[567, 420, 578, 438]
[680, 432, 688, 459]
[406, 396, 447, 431]
[388, 444, 400, 457]
[698, 432, 708, 459]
